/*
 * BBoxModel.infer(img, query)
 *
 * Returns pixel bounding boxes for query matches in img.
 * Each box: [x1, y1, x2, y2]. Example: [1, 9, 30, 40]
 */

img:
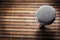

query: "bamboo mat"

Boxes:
[0, 0, 60, 40]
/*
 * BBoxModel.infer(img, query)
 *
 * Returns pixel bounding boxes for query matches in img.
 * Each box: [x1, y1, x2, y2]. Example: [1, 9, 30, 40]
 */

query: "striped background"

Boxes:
[0, 0, 60, 40]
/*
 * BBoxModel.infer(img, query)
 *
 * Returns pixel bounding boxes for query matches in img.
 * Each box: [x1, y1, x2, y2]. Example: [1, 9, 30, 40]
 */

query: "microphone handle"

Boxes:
[40, 24, 46, 30]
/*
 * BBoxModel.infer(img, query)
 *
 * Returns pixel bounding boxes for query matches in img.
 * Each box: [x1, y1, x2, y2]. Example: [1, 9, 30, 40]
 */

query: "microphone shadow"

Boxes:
[36, 27, 56, 40]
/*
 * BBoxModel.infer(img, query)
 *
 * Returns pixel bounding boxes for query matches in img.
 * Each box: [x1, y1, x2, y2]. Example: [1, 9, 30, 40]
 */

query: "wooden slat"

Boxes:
[0, 5, 60, 8]
[0, 31, 60, 35]
[0, 8, 60, 12]
[0, 13, 59, 17]
[0, 2, 60, 5]
[0, 0, 60, 3]
[0, 35, 60, 38]
[0, 29, 60, 32]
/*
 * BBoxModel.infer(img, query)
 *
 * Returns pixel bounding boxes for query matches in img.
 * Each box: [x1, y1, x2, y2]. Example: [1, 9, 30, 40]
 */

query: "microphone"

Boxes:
[36, 5, 56, 29]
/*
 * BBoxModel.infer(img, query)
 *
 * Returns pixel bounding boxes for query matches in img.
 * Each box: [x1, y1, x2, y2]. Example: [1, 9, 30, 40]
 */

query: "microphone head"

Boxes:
[36, 5, 56, 25]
